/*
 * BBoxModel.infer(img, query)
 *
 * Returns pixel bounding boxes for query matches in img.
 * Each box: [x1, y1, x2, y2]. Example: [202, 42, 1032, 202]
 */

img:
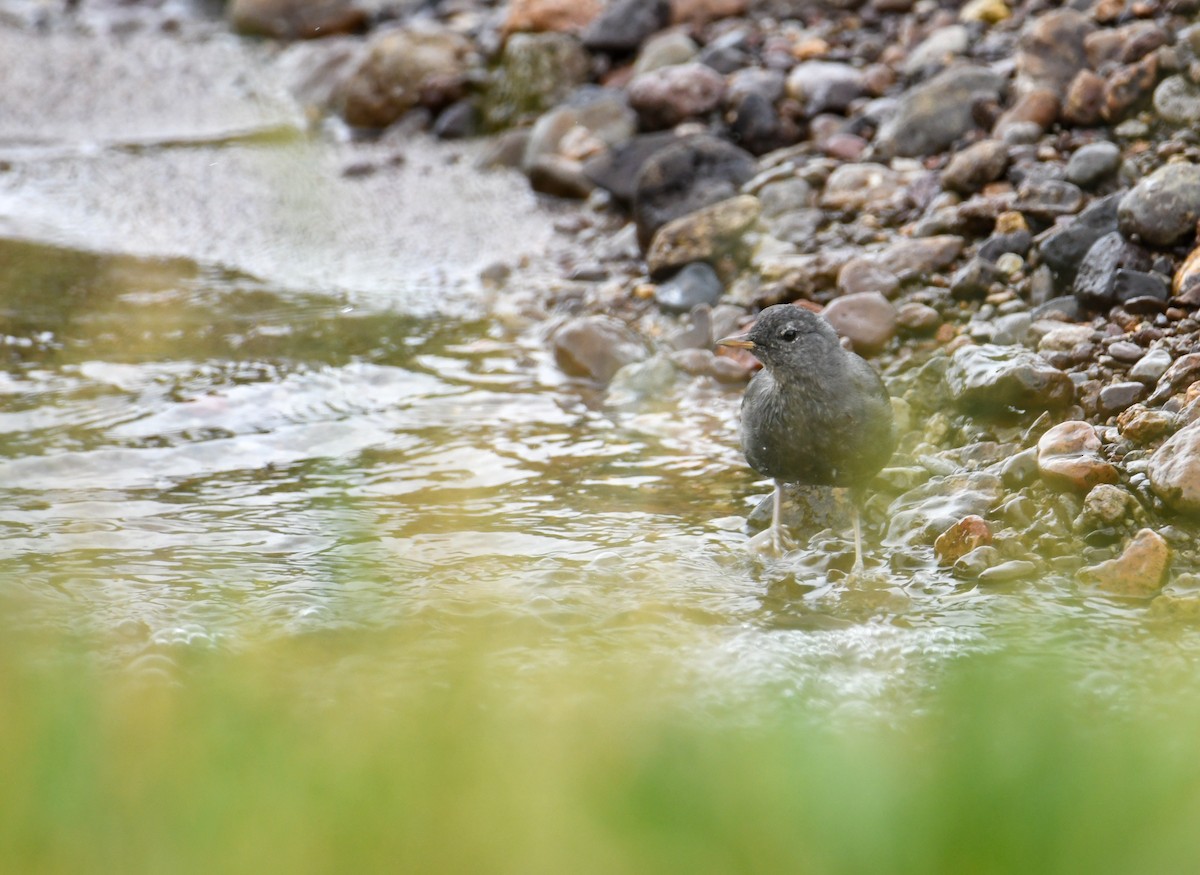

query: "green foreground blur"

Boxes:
[3, 623, 1199, 875]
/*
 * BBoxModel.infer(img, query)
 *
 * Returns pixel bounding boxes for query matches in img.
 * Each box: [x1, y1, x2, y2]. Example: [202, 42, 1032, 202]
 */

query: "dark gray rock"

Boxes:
[1038, 192, 1123, 282]
[1065, 141, 1122, 189]
[655, 262, 724, 313]
[951, 256, 1006, 301]
[1118, 163, 1200, 248]
[874, 65, 1006, 158]
[945, 344, 1075, 413]
[583, 131, 682, 207]
[728, 92, 788, 155]
[581, 0, 671, 54]
[1072, 231, 1153, 309]
[978, 229, 1032, 262]
[1014, 178, 1085, 221]
[1099, 381, 1148, 414]
[632, 134, 757, 249]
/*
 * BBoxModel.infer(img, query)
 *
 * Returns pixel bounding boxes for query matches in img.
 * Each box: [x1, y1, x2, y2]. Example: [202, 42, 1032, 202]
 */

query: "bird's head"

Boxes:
[717, 304, 840, 370]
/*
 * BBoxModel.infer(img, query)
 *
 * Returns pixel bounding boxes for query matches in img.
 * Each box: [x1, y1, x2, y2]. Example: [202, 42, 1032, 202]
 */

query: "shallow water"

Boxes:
[5, 231, 1200, 718]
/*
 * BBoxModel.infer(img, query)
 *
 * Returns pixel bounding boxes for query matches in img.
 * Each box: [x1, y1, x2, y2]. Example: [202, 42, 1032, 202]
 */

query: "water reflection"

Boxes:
[2, 238, 1199, 712]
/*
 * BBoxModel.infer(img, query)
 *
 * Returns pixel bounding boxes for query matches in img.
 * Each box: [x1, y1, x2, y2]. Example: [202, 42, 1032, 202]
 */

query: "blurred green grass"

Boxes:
[2, 628, 1200, 875]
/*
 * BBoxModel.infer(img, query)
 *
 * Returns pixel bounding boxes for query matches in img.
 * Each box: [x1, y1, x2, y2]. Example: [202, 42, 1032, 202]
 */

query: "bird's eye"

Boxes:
[780, 328, 799, 342]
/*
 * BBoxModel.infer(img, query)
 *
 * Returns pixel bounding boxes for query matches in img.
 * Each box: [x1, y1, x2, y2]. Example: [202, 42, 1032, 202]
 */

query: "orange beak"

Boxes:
[716, 333, 755, 350]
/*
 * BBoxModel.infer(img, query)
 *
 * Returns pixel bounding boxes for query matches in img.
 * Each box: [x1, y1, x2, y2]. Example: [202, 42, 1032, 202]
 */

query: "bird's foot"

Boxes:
[748, 526, 794, 557]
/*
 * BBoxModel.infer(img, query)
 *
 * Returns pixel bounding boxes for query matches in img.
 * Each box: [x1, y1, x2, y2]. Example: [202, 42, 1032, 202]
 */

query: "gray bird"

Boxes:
[718, 304, 896, 567]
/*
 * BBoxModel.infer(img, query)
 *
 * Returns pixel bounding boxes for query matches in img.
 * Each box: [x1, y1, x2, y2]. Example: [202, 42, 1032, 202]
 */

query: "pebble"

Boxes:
[905, 25, 970, 75]
[1036, 420, 1119, 492]
[941, 140, 1009, 195]
[503, 0, 602, 34]
[1063, 70, 1106, 127]
[1148, 419, 1200, 513]
[822, 292, 898, 356]
[1097, 381, 1147, 415]
[934, 514, 992, 566]
[1073, 231, 1152, 310]
[953, 545, 1001, 578]
[1077, 528, 1170, 597]
[1077, 483, 1137, 528]
[645, 194, 761, 278]
[655, 262, 725, 313]
[228, 0, 364, 38]
[978, 560, 1038, 583]
[785, 61, 865, 116]
[1153, 75, 1200, 125]
[1118, 404, 1175, 443]
[1117, 163, 1200, 248]
[1147, 352, 1200, 406]
[945, 344, 1075, 413]
[1038, 192, 1122, 282]
[552, 315, 647, 383]
[482, 33, 591, 130]
[896, 302, 941, 334]
[632, 31, 699, 74]
[837, 257, 900, 299]
[627, 62, 726, 130]
[820, 163, 912, 213]
[874, 65, 1006, 158]
[1064, 142, 1122, 189]
[1130, 347, 1173, 384]
[1172, 244, 1200, 306]
[580, 0, 670, 54]
[1015, 8, 1093, 95]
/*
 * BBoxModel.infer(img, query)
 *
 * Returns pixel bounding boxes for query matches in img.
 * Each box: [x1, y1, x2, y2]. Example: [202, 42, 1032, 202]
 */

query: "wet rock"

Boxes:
[874, 64, 1006, 158]
[1112, 269, 1169, 308]
[1173, 244, 1200, 306]
[953, 545, 1001, 578]
[524, 90, 636, 167]
[978, 228, 1032, 262]
[1129, 348, 1173, 384]
[757, 176, 815, 218]
[950, 256, 1005, 301]
[1154, 75, 1200, 125]
[335, 24, 474, 128]
[726, 92, 788, 156]
[896, 301, 941, 333]
[583, 131, 681, 206]
[1037, 323, 1094, 354]
[627, 62, 725, 130]
[1148, 419, 1200, 513]
[645, 194, 761, 278]
[1015, 8, 1093, 95]
[552, 315, 647, 382]
[1118, 404, 1175, 443]
[1037, 420, 1119, 492]
[1001, 446, 1039, 487]
[1038, 192, 1122, 283]
[606, 354, 678, 406]
[581, 0, 671, 54]
[1078, 528, 1170, 597]
[885, 471, 1005, 546]
[1014, 178, 1084, 221]
[1107, 341, 1144, 364]
[228, 0, 365, 38]
[527, 155, 594, 198]
[820, 163, 913, 213]
[655, 262, 724, 313]
[1147, 352, 1200, 406]
[1072, 231, 1152, 310]
[633, 134, 756, 249]
[1077, 483, 1137, 529]
[905, 25, 970, 75]
[934, 514, 992, 566]
[504, 0, 603, 34]
[785, 61, 865, 116]
[941, 139, 1008, 195]
[994, 89, 1060, 137]
[978, 560, 1038, 583]
[1065, 142, 1121, 189]
[880, 235, 964, 277]
[822, 292, 897, 355]
[633, 31, 699, 74]
[670, 0, 747, 27]
[1117, 163, 1200, 248]
[946, 344, 1075, 413]
[482, 33, 590, 131]
[1102, 54, 1159, 123]
[767, 209, 825, 245]
[837, 257, 900, 299]
[1098, 381, 1147, 415]
[1062, 70, 1106, 127]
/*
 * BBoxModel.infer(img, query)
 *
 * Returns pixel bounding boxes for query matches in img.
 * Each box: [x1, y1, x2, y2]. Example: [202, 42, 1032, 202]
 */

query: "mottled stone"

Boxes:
[837, 257, 900, 298]
[934, 514, 992, 566]
[229, 0, 365, 38]
[645, 194, 761, 278]
[1015, 8, 1093, 95]
[1172, 243, 1200, 305]
[482, 33, 590, 130]
[896, 301, 941, 333]
[946, 344, 1075, 413]
[504, 0, 603, 34]
[1062, 69, 1106, 127]
[1148, 419, 1200, 513]
[941, 139, 1009, 195]
[880, 236, 964, 277]
[1014, 178, 1084, 221]
[335, 24, 474, 128]
[1077, 483, 1137, 528]
[1103, 54, 1158, 123]
[1038, 192, 1122, 282]
[1037, 420, 1119, 491]
[1118, 403, 1175, 443]
[627, 62, 726, 130]
[1154, 75, 1200, 125]
[821, 292, 898, 356]
[820, 163, 912, 213]
[633, 135, 756, 249]
[1078, 528, 1170, 597]
[994, 89, 1060, 136]
[1147, 352, 1200, 406]
[874, 65, 1006, 158]
[552, 315, 647, 382]
[1118, 163, 1200, 248]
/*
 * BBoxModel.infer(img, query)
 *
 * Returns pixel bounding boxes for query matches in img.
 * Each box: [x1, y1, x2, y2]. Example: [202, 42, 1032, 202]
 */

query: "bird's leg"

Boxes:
[851, 503, 863, 573]
[771, 479, 783, 556]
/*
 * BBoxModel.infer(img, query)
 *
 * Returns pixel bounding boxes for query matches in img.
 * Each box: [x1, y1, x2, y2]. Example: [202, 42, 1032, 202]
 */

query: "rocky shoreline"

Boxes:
[16, 0, 1200, 602]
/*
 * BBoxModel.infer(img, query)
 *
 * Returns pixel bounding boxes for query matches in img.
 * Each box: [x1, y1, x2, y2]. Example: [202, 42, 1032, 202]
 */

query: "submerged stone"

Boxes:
[945, 344, 1075, 413]
[1078, 528, 1170, 597]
